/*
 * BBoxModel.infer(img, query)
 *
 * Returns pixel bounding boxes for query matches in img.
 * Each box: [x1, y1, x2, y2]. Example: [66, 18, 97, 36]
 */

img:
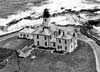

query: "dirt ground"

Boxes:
[0, 40, 97, 72]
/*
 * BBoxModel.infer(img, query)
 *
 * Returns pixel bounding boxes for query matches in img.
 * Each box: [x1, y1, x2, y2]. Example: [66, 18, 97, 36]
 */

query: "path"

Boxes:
[77, 33, 100, 72]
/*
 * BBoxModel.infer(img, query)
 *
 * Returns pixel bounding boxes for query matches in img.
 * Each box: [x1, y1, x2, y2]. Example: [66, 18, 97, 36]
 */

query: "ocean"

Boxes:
[0, 0, 45, 18]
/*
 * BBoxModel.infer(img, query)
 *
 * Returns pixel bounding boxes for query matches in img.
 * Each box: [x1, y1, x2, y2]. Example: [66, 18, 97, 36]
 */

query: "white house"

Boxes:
[32, 8, 77, 53]
[17, 8, 78, 53]
[19, 46, 34, 58]
[56, 30, 77, 52]
[18, 27, 36, 39]
[33, 26, 57, 48]
[32, 27, 77, 53]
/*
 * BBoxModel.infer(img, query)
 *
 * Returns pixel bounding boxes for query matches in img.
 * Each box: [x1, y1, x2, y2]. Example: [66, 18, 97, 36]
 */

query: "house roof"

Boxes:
[50, 37, 56, 42]
[33, 27, 55, 35]
[19, 46, 34, 58]
[21, 46, 32, 53]
[20, 28, 36, 34]
[56, 32, 73, 39]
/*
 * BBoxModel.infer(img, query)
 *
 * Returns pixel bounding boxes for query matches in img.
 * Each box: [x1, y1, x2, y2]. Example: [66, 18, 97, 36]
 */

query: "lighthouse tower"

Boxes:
[42, 8, 50, 28]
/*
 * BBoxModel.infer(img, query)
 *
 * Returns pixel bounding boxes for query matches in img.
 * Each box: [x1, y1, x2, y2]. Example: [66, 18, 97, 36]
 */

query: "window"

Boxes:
[20, 34, 22, 36]
[65, 46, 67, 50]
[45, 42, 47, 46]
[58, 45, 62, 49]
[37, 41, 39, 45]
[58, 45, 60, 49]
[65, 40, 67, 44]
[60, 46, 62, 49]
[59, 30, 61, 35]
[53, 43, 55, 47]
[27, 34, 29, 37]
[44, 18, 47, 21]
[44, 36, 47, 40]
[23, 34, 26, 37]
[73, 33, 75, 36]
[37, 35, 39, 39]
[59, 39, 61, 43]
[71, 45, 73, 49]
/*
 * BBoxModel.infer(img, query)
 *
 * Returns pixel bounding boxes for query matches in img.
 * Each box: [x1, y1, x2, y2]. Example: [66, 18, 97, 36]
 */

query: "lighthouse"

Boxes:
[42, 8, 50, 28]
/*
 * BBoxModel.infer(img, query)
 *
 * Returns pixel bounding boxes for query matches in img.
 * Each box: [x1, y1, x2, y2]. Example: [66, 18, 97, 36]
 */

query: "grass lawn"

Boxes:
[0, 48, 13, 69]
[0, 48, 13, 62]
[0, 36, 34, 71]
[0, 40, 97, 72]
[0, 36, 34, 50]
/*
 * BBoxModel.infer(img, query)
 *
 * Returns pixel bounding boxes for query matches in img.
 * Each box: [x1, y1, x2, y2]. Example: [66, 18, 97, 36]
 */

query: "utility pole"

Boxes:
[14, 50, 21, 72]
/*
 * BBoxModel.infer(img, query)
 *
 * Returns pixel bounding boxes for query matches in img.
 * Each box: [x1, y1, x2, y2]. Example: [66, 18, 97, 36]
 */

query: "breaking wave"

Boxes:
[0, 0, 100, 27]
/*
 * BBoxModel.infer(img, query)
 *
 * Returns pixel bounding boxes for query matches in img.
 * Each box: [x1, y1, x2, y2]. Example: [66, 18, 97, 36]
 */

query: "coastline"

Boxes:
[0, 28, 24, 37]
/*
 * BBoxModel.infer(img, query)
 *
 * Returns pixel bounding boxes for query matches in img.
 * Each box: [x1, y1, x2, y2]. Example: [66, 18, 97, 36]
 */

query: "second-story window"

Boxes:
[59, 39, 61, 43]
[44, 36, 47, 40]
[65, 40, 67, 44]
[37, 35, 39, 39]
